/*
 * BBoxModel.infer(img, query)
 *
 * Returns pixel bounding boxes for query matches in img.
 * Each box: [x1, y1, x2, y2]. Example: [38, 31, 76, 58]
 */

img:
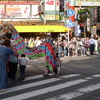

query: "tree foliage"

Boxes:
[77, 8, 92, 23]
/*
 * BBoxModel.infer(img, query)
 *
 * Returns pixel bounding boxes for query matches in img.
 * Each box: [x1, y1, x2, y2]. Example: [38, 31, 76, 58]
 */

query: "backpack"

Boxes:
[9, 55, 18, 63]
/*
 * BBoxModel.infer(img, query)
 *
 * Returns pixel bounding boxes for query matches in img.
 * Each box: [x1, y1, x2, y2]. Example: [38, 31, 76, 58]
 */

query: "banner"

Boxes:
[0, 5, 5, 18]
[75, 0, 100, 6]
[6, 5, 30, 18]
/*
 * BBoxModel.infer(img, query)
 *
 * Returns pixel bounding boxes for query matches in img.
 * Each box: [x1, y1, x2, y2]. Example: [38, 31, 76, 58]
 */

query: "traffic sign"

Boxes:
[66, 20, 75, 27]
[67, 9, 75, 17]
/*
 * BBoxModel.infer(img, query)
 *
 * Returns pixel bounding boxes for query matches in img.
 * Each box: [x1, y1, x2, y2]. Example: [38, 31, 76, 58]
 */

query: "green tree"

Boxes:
[77, 8, 92, 37]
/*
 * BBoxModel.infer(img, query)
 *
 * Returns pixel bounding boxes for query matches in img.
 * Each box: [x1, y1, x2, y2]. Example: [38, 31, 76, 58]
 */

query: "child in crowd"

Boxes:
[18, 54, 28, 80]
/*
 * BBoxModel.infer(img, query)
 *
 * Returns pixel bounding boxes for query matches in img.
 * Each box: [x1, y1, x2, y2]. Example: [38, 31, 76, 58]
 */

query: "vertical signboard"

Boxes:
[93, 7, 98, 21]
[0, 5, 5, 18]
[56, 0, 60, 11]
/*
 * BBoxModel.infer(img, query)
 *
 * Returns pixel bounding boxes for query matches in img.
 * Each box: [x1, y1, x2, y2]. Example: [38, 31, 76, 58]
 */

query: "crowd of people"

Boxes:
[24, 35, 100, 58]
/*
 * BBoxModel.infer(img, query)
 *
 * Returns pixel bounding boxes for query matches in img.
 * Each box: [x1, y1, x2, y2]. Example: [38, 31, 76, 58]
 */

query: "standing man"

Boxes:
[89, 36, 95, 55]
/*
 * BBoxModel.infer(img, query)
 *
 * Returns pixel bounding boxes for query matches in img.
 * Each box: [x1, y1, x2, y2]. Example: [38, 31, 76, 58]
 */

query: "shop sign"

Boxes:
[6, 5, 30, 18]
[45, 15, 55, 20]
[75, 1, 100, 6]
[56, 15, 59, 20]
[45, 0, 56, 11]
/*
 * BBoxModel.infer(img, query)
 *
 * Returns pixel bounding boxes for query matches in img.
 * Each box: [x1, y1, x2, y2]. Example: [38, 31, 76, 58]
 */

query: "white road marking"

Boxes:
[1, 79, 88, 100]
[46, 83, 100, 100]
[0, 74, 80, 95]
[92, 74, 100, 77]
[0, 78, 60, 95]
[61, 74, 81, 78]
[23, 74, 47, 81]
[24, 74, 81, 81]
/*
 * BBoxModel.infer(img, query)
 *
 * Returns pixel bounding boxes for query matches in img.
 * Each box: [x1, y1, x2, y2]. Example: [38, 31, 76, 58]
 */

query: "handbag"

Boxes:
[0, 54, 10, 72]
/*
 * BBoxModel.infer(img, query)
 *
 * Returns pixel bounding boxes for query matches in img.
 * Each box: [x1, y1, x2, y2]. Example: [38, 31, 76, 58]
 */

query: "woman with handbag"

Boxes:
[0, 39, 14, 92]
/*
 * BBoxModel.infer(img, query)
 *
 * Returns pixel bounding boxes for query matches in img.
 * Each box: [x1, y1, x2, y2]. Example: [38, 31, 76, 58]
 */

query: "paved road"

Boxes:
[0, 55, 100, 100]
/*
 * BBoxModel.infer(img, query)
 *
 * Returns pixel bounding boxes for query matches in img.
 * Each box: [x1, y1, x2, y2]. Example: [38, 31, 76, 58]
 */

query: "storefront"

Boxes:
[14, 25, 68, 38]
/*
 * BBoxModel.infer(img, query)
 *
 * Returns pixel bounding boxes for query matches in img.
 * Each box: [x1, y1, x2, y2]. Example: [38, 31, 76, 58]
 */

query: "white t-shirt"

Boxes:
[35, 40, 42, 47]
[19, 57, 28, 66]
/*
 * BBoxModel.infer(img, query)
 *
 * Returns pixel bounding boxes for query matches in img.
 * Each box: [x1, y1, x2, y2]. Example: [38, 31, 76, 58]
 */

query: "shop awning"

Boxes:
[14, 25, 68, 33]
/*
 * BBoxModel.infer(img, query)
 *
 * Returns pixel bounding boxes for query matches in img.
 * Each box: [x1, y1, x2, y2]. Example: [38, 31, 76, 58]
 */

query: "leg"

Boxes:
[43, 66, 50, 76]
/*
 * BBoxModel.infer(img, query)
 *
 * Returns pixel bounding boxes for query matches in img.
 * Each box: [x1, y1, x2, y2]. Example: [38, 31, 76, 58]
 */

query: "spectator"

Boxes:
[89, 36, 95, 55]
[18, 54, 28, 80]
[35, 37, 42, 47]
[0, 39, 14, 91]
[97, 37, 100, 54]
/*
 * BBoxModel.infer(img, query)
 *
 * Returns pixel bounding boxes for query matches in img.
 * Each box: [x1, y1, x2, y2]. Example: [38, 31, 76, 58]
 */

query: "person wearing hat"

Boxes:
[45, 33, 54, 45]
[43, 33, 60, 77]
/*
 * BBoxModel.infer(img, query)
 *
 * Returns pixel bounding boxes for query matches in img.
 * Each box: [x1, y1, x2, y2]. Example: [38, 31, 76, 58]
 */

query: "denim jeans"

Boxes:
[20, 65, 26, 76]
[63, 49, 67, 56]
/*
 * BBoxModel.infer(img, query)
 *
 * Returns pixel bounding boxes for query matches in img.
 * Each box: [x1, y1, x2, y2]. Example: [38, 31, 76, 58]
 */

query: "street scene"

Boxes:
[0, 55, 100, 100]
[0, 0, 100, 100]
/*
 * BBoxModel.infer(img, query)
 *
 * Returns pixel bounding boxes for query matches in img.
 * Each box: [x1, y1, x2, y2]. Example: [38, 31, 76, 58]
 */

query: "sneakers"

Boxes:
[54, 74, 58, 78]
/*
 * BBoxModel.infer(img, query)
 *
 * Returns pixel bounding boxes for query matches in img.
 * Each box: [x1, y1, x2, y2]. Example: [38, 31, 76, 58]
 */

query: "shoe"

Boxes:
[22, 76, 25, 80]
[75, 55, 77, 57]
[54, 74, 58, 78]
[0, 89, 7, 92]
[11, 78, 17, 81]
[43, 74, 49, 77]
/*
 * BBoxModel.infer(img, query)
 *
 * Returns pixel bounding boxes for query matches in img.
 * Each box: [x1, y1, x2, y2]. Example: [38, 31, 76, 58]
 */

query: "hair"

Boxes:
[5, 33, 12, 39]
[21, 54, 26, 57]
[3, 39, 11, 47]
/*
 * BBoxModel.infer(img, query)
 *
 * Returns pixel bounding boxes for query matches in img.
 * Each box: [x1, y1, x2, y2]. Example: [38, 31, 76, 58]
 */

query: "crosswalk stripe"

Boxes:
[92, 74, 100, 77]
[24, 74, 81, 81]
[0, 78, 60, 95]
[60, 74, 81, 78]
[45, 83, 100, 100]
[23, 74, 47, 81]
[1, 79, 89, 100]
[0, 74, 81, 95]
